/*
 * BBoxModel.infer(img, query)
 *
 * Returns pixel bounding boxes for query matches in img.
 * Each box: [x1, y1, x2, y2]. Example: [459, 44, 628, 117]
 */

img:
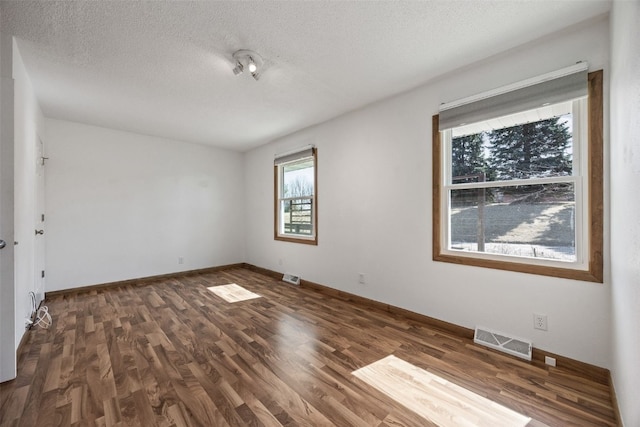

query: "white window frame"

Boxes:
[439, 99, 588, 270]
[274, 147, 317, 245]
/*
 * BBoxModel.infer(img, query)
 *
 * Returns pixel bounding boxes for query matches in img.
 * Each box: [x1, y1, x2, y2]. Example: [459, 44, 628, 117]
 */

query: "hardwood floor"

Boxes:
[0, 268, 617, 426]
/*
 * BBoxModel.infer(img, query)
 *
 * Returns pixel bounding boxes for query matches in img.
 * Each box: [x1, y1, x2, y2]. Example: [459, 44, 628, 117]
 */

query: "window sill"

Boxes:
[433, 251, 602, 282]
[274, 235, 318, 246]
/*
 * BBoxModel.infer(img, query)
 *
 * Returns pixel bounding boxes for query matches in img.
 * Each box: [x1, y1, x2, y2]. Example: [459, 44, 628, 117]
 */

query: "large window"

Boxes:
[274, 147, 317, 245]
[433, 67, 602, 282]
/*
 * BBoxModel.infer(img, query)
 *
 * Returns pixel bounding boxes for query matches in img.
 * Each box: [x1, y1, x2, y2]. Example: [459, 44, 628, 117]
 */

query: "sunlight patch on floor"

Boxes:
[353, 355, 531, 427]
[207, 283, 261, 303]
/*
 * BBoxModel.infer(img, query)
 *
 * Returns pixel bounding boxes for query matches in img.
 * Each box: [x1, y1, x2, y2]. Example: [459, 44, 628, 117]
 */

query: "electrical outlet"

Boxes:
[178, 256, 184, 265]
[278, 258, 283, 266]
[358, 273, 365, 284]
[545, 356, 557, 367]
[533, 313, 548, 331]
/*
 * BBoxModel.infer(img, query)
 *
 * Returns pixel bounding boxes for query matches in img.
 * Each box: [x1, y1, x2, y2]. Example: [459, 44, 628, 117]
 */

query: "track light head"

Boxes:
[248, 57, 257, 73]
[232, 61, 244, 75]
[232, 49, 263, 80]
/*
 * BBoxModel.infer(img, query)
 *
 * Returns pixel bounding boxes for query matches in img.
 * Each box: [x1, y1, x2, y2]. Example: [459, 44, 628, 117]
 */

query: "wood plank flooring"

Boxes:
[0, 268, 617, 426]
[353, 355, 532, 427]
[207, 284, 262, 303]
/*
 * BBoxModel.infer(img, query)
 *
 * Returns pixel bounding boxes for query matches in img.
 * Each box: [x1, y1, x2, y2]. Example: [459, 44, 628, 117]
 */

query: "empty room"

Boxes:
[1, 1, 638, 426]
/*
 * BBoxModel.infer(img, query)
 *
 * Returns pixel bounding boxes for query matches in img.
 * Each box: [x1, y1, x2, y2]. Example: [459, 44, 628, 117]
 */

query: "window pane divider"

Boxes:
[279, 196, 314, 202]
[445, 176, 578, 190]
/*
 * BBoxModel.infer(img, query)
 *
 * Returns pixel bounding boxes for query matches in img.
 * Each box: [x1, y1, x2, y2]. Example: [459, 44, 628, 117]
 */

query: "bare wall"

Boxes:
[244, 18, 612, 368]
[44, 119, 245, 291]
[610, 0, 640, 425]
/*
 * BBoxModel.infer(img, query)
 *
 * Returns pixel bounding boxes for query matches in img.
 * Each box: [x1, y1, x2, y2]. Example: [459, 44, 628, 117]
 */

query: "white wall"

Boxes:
[245, 17, 612, 368]
[12, 39, 44, 351]
[610, 1, 640, 425]
[1, 37, 45, 382]
[45, 119, 245, 291]
[0, 20, 17, 383]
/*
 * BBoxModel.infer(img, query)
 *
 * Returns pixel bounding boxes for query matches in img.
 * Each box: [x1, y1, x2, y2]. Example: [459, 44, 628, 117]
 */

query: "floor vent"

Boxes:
[474, 326, 532, 361]
[282, 273, 301, 285]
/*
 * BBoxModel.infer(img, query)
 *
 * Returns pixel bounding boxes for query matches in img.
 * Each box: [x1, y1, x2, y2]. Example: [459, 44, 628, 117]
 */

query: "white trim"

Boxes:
[439, 98, 588, 269]
[445, 176, 577, 191]
[575, 98, 589, 264]
[440, 246, 588, 270]
[280, 195, 314, 202]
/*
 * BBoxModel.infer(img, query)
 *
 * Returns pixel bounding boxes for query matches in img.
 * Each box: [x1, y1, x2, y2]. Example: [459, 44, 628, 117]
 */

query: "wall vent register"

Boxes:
[282, 273, 301, 285]
[474, 326, 532, 361]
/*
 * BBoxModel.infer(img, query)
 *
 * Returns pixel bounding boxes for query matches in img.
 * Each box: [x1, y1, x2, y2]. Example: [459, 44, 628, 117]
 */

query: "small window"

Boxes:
[433, 67, 603, 282]
[274, 147, 317, 245]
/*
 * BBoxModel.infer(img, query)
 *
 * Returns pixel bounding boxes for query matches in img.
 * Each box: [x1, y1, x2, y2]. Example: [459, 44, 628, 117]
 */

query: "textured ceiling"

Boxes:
[1, 1, 611, 151]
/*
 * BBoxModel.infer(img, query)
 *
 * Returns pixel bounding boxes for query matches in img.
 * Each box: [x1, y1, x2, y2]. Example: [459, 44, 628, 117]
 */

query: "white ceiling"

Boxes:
[1, 1, 610, 151]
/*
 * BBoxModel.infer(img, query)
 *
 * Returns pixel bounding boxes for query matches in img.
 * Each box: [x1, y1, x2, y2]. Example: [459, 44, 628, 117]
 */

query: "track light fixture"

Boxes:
[232, 49, 263, 81]
[232, 62, 243, 75]
[248, 58, 257, 73]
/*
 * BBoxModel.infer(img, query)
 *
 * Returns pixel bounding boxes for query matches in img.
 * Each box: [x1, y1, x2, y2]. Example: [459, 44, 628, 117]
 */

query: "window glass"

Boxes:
[275, 150, 317, 244]
[451, 104, 573, 183]
[450, 183, 576, 262]
[281, 158, 314, 236]
[445, 102, 580, 263]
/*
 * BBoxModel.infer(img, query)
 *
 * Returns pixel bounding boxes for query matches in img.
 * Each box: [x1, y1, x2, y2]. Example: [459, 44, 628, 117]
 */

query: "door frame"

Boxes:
[0, 75, 16, 383]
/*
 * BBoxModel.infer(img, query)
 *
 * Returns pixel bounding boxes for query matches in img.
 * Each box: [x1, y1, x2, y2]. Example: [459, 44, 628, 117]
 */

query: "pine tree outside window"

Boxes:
[432, 66, 603, 282]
